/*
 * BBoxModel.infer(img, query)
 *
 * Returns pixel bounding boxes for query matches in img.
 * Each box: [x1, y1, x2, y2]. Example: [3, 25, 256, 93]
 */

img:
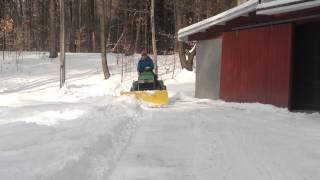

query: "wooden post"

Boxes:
[60, 0, 66, 88]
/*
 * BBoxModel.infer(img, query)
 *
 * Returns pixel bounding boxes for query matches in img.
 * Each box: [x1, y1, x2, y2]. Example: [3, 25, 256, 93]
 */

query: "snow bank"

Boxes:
[165, 69, 196, 102]
[166, 69, 195, 84]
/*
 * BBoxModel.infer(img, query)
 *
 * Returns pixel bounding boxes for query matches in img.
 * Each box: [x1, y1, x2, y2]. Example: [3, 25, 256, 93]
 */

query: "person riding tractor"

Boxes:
[137, 49, 154, 74]
[120, 49, 168, 106]
[131, 49, 165, 91]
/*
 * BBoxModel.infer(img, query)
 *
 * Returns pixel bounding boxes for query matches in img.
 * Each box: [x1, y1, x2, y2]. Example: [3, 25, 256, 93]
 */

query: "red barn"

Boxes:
[178, 0, 320, 111]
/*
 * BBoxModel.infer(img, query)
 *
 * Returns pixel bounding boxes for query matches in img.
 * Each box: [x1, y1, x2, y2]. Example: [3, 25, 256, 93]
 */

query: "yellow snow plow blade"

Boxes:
[121, 90, 169, 106]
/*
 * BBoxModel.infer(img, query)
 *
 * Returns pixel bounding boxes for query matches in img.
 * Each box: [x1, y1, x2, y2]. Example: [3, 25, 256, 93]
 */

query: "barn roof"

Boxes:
[178, 0, 320, 41]
[178, 0, 259, 41]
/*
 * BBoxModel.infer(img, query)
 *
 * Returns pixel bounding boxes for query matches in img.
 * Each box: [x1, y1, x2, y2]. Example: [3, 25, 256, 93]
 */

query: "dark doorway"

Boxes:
[291, 22, 320, 111]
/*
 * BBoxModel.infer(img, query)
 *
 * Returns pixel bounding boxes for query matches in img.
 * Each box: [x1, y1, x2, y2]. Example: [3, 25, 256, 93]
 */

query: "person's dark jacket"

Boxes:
[137, 56, 154, 73]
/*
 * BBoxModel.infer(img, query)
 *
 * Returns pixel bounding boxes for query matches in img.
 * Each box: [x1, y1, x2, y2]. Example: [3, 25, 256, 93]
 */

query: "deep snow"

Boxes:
[0, 52, 320, 180]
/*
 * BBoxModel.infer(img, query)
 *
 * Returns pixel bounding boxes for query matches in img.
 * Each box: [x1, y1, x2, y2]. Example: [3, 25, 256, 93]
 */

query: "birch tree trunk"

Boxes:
[97, 0, 110, 79]
[49, 0, 57, 58]
[150, 0, 158, 74]
[60, 0, 66, 87]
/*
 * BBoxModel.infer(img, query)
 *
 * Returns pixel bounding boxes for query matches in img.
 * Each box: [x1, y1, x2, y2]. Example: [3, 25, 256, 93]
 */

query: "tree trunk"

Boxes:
[60, 0, 66, 88]
[90, 0, 96, 52]
[106, 0, 112, 47]
[68, 0, 76, 52]
[134, 17, 141, 54]
[26, 0, 33, 50]
[150, 0, 158, 74]
[78, 0, 82, 52]
[92, 31, 96, 52]
[144, 4, 148, 50]
[206, 0, 213, 18]
[49, 0, 57, 58]
[37, 0, 46, 51]
[134, 3, 143, 54]
[18, 0, 25, 50]
[174, 0, 195, 71]
[97, 0, 110, 79]
[1, 33, 5, 72]
[122, 1, 130, 55]
[174, 0, 186, 68]
[186, 45, 196, 70]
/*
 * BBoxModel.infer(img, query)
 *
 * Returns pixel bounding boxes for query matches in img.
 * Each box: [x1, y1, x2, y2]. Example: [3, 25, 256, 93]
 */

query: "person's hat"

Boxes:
[141, 49, 147, 56]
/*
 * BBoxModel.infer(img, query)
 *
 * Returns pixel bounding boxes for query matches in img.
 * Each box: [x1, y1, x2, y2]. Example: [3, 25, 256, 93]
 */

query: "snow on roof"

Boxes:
[178, 0, 259, 41]
[178, 0, 320, 41]
[257, 0, 320, 15]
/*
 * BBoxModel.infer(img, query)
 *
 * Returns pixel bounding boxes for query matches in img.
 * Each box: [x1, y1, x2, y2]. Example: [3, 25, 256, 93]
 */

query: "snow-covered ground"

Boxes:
[0, 52, 320, 180]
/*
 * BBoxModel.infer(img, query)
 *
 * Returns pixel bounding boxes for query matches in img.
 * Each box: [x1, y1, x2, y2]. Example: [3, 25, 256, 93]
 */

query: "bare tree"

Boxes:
[90, 0, 96, 52]
[68, 0, 76, 52]
[150, 0, 158, 74]
[77, 0, 82, 52]
[97, 0, 110, 79]
[49, 0, 57, 58]
[60, 0, 66, 87]
[134, 16, 142, 54]
[1, 0, 235, 60]
[174, 0, 196, 71]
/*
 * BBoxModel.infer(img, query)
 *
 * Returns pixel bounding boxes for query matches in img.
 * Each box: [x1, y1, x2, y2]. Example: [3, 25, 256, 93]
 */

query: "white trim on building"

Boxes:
[257, 0, 320, 15]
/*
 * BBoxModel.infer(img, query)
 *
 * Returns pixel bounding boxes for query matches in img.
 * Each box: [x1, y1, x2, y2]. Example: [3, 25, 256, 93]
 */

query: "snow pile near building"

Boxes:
[165, 69, 196, 103]
[167, 68, 195, 84]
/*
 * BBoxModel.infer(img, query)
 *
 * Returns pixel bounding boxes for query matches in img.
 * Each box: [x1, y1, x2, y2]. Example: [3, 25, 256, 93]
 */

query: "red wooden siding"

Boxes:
[220, 23, 293, 107]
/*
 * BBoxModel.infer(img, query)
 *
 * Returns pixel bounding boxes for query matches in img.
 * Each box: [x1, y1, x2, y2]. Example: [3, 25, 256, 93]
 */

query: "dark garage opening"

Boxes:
[291, 22, 320, 111]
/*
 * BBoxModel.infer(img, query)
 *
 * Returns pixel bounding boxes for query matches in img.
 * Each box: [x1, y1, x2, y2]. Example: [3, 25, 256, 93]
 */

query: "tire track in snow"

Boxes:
[39, 98, 145, 180]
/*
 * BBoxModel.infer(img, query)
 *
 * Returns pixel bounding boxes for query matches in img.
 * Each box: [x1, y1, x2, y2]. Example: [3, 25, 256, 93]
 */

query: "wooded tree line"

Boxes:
[0, 0, 237, 70]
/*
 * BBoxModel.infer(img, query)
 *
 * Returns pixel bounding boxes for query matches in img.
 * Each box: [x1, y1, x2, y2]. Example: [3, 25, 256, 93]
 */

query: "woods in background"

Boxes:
[0, 0, 237, 70]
